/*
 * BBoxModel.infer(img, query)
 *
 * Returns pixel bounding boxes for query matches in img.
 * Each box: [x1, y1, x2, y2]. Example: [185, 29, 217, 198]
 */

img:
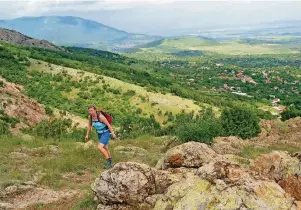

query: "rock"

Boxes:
[33, 171, 47, 183]
[76, 140, 94, 150]
[153, 170, 183, 194]
[114, 145, 148, 156]
[292, 151, 301, 161]
[250, 151, 301, 180]
[4, 186, 18, 195]
[3, 182, 36, 198]
[9, 152, 28, 159]
[154, 175, 296, 210]
[197, 160, 247, 183]
[21, 134, 34, 141]
[212, 136, 245, 155]
[92, 162, 156, 206]
[5, 187, 78, 209]
[92, 142, 301, 210]
[48, 145, 59, 155]
[0, 78, 48, 128]
[144, 194, 167, 207]
[0, 202, 14, 209]
[15, 145, 60, 157]
[278, 175, 301, 201]
[224, 154, 250, 167]
[295, 201, 301, 210]
[156, 142, 217, 169]
[96, 203, 130, 210]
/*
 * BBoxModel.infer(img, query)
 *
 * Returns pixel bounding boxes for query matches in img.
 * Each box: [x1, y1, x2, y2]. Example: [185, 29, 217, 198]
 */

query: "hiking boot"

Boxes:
[104, 160, 112, 169]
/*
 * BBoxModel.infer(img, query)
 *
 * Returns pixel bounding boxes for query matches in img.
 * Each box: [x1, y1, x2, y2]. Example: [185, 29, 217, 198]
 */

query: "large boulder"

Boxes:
[278, 175, 301, 201]
[92, 162, 156, 206]
[250, 151, 301, 180]
[156, 142, 217, 170]
[211, 136, 246, 155]
[91, 142, 301, 210]
[92, 162, 181, 209]
[197, 160, 248, 184]
[154, 172, 297, 210]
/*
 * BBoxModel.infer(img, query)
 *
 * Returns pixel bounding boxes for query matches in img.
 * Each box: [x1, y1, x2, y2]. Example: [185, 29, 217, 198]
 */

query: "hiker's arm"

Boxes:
[99, 114, 116, 139]
[85, 116, 92, 141]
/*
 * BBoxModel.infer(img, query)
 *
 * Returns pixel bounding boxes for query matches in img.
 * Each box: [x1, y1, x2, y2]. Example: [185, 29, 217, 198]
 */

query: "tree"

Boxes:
[220, 107, 261, 139]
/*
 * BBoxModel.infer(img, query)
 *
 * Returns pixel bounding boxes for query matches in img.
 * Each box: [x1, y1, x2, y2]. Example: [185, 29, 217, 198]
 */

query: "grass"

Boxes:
[0, 133, 177, 209]
[128, 36, 300, 62]
[28, 59, 205, 125]
[0, 133, 174, 188]
[239, 143, 301, 159]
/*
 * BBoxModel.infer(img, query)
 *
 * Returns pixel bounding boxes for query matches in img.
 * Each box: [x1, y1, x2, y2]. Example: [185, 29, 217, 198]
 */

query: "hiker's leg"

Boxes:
[104, 145, 111, 158]
[97, 143, 110, 159]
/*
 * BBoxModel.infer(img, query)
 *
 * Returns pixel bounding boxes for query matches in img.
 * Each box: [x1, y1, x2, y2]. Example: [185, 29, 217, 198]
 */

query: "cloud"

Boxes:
[0, 0, 175, 18]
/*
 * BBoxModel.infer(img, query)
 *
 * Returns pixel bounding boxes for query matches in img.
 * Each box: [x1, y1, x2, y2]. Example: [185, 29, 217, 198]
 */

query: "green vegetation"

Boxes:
[221, 107, 261, 139]
[1, 32, 301, 209]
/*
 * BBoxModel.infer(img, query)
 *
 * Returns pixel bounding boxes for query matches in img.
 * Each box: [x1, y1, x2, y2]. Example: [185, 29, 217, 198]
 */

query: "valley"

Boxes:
[1, 23, 301, 209]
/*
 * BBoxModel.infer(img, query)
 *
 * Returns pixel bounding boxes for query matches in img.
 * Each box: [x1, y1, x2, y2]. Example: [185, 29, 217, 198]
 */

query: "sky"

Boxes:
[0, 0, 301, 35]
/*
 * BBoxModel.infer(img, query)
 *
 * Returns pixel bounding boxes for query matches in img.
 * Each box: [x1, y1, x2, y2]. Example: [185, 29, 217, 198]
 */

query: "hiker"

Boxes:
[85, 105, 116, 169]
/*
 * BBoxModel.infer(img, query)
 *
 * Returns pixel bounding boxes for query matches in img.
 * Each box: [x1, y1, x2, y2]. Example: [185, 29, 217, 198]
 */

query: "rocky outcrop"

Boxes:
[0, 77, 48, 131]
[0, 27, 64, 51]
[250, 151, 301, 180]
[0, 182, 77, 209]
[156, 142, 217, 169]
[92, 142, 301, 210]
[212, 136, 245, 155]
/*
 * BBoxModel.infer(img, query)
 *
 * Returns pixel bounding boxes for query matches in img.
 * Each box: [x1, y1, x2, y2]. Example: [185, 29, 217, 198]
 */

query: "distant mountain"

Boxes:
[0, 27, 64, 51]
[0, 16, 161, 51]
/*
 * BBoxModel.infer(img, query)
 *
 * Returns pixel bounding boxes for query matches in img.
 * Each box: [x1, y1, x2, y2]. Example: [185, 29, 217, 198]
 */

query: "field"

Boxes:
[128, 36, 300, 62]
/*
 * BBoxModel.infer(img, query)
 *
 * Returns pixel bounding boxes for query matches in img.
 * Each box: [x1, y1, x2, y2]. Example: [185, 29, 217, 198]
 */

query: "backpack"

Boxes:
[90, 110, 113, 126]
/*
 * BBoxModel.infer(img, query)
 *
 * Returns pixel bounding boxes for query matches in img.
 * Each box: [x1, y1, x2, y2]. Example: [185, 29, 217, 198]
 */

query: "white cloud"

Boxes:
[0, 0, 175, 18]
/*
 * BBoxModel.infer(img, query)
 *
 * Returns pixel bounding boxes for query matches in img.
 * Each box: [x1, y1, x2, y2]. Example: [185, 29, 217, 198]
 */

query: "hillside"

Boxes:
[0, 27, 64, 51]
[128, 36, 300, 59]
[0, 16, 161, 51]
[1, 29, 301, 209]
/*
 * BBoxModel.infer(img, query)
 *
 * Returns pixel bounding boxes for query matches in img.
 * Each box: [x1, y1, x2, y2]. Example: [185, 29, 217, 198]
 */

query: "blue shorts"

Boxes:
[97, 130, 111, 145]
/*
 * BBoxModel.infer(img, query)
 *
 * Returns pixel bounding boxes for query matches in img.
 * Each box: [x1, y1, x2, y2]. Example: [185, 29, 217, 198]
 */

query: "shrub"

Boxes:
[281, 106, 301, 121]
[176, 118, 222, 144]
[45, 106, 53, 116]
[0, 121, 10, 135]
[28, 118, 73, 139]
[220, 107, 261, 139]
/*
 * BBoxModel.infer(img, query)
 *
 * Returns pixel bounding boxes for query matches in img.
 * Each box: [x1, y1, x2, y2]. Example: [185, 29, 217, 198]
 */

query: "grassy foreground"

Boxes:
[0, 134, 176, 209]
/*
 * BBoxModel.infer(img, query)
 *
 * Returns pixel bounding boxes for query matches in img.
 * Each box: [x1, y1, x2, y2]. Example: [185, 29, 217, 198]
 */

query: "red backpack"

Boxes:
[90, 110, 113, 126]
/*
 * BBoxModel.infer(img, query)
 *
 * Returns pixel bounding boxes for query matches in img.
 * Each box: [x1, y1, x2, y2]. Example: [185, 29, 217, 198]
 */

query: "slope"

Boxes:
[0, 27, 64, 51]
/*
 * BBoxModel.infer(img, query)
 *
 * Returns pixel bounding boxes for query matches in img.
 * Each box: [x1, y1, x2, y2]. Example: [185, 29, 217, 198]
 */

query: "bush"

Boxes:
[281, 106, 301, 121]
[220, 107, 261, 139]
[28, 118, 73, 139]
[45, 106, 53, 116]
[176, 118, 222, 144]
[0, 121, 10, 135]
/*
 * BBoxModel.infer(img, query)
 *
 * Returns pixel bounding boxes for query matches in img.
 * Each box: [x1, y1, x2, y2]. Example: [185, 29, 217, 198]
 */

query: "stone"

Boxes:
[76, 140, 94, 150]
[250, 151, 301, 180]
[212, 136, 245, 155]
[113, 145, 148, 156]
[156, 142, 217, 169]
[278, 175, 301, 201]
[92, 162, 156, 206]
[144, 194, 167, 207]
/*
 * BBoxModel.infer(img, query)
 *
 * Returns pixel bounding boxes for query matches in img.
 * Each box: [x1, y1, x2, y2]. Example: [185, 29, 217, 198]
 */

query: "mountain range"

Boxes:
[0, 16, 161, 51]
